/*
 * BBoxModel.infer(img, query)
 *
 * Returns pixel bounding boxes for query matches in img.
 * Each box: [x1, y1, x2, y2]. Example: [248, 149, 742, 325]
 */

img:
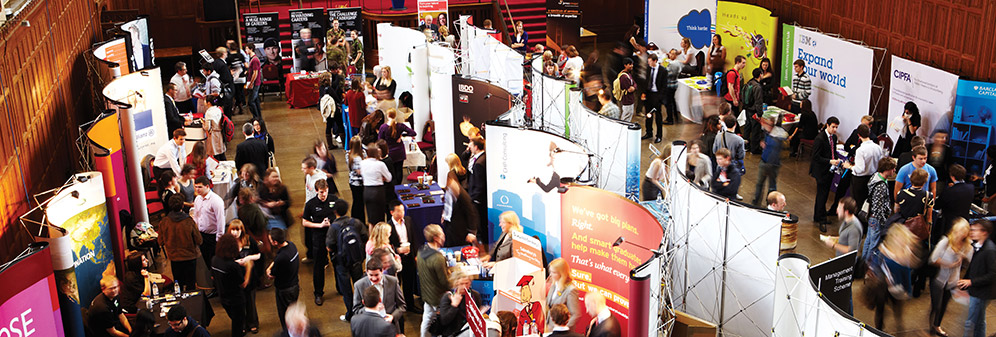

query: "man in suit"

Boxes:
[958, 219, 996, 337]
[934, 164, 974, 242]
[810, 116, 841, 232]
[584, 292, 620, 337]
[235, 122, 269, 176]
[643, 54, 668, 143]
[549, 303, 584, 337]
[466, 136, 488, 244]
[353, 259, 406, 333]
[351, 286, 398, 337]
[163, 83, 184, 137]
[386, 199, 419, 313]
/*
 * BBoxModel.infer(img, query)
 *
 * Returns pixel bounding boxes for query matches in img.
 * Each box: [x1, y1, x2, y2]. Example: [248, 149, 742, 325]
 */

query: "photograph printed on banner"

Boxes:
[327, 8, 364, 75]
[292, 28, 324, 72]
[257, 39, 283, 81]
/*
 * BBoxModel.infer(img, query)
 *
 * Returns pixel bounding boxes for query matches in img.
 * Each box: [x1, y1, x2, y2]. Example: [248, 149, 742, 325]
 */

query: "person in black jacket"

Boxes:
[643, 54, 668, 141]
[959, 219, 996, 337]
[711, 148, 741, 200]
[466, 137, 488, 244]
[789, 100, 818, 157]
[164, 305, 209, 337]
[164, 83, 185, 136]
[212, 233, 248, 337]
[386, 200, 419, 311]
[438, 269, 484, 337]
[235, 123, 270, 176]
[935, 164, 974, 243]
[810, 116, 841, 231]
[443, 177, 480, 247]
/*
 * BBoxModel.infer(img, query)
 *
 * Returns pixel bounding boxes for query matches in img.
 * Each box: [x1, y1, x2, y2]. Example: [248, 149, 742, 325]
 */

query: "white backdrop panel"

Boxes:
[886, 56, 959, 142]
[464, 26, 523, 96]
[377, 23, 427, 100]
[646, 0, 716, 51]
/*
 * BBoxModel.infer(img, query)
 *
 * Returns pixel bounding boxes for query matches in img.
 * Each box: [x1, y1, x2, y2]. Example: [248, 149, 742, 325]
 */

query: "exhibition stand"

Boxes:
[0, 243, 67, 337]
[457, 20, 525, 96]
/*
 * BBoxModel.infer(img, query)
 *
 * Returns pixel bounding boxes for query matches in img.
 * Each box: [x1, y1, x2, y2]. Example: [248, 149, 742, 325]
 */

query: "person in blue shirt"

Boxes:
[752, 116, 787, 206]
[894, 146, 937, 201]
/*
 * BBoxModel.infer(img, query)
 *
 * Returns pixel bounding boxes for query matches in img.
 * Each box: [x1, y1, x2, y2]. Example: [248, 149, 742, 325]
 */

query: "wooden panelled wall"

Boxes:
[741, 0, 996, 117]
[0, 0, 103, 264]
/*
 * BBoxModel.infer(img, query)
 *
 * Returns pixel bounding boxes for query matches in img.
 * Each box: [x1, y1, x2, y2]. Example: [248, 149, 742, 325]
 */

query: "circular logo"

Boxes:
[500, 195, 510, 205]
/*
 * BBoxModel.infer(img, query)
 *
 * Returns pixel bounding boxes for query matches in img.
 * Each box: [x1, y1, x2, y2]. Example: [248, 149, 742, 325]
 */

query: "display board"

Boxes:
[462, 25, 525, 96]
[427, 43, 458, 182]
[491, 232, 546, 328]
[560, 185, 664, 337]
[83, 111, 130, 275]
[290, 8, 326, 72]
[92, 37, 130, 76]
[716, 1, 777, 73]
[646, 0, 715, 51]
[887, 56, 959, 143]
[486, 123, 589, 258]
[808, 251, 857, 314]
[773, 254, 889, 337]
[417, 0, 448, 37]
[244, 12, 282, 81]
[0, 244, 67, 337]
[668, 143, 782, 337]
[37, 172, 116, 310]
[779, 25, 874, 137]
[451, 76, 512, 155]
[120, 17, 152, 71]
[952, 79, 996, 175]
[377, 23, 428, 100]
[546, 0, 581, 48]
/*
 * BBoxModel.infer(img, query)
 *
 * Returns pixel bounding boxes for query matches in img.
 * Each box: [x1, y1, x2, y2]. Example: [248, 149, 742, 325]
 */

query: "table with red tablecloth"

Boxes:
[285, 73, 320, 108]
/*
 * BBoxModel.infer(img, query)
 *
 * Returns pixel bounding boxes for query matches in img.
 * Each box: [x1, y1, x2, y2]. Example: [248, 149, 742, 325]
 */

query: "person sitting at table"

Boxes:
[378, 108, 416, 186]
[129, 310, 156, 337]
[788, 100, 818, 158]
[165, 305, 209, 337]
[374, 65, 397, 99]
[118, 252, 154, 314]
[89, 275, 132, 337]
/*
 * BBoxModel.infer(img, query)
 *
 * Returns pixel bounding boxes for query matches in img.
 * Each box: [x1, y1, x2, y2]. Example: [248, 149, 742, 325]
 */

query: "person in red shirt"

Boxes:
[344, 78, 367, 137]
[724, 55, 746, 115]
[244, 44, 263, 120]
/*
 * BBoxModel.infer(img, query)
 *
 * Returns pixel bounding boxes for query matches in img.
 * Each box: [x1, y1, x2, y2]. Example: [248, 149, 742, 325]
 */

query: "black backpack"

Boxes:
[719, 70, 738, 98]
[336, 223, 365, 265]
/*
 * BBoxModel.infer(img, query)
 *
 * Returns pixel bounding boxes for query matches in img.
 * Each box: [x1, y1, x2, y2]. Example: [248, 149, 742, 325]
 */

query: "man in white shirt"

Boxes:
[192, 176, 225, 270]
[850, 124, 882, 211]
[152, 129, 187, 179]
[387, 200, 418, 311]
[170, 62, 194, 114]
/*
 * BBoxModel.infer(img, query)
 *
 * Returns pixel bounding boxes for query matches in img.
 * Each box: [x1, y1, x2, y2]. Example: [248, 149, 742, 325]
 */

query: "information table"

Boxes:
[145, 291, 212, 335]
[676, 76, 712, 123]
[285, 72, 321, 108]
[395, 183, 445, 249]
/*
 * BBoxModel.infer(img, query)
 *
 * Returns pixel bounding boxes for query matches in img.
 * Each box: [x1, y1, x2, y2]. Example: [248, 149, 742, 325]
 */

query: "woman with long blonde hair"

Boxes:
[374, 65, 397, 98]
[488, 211, 522, 263]
[545, 258, 581, 331]
[365, 222, 401, 270]
[927, 218, 973, 336]
[445, 152, 468, 186]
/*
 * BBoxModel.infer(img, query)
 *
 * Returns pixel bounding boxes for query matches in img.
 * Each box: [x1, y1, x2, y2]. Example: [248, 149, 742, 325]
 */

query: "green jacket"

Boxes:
[416, 244, 449, 306]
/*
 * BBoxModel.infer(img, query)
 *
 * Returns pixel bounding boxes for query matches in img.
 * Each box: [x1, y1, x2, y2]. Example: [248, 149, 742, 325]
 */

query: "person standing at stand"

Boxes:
[153, 129, 187, 179]
[643, 54, 666, 141]
[849, 124, 882, 212]
[723, 56, 745, 117]
[466, 136, 488, 243]
[268, 228, 300, 329]
[546, 258, 581, 331]
[615, 58, 637, 122]
[810, 116, 841, 232]
[789, 59, 811, 114]
[170, 62, 195, 115]
[584, 292, 620, 337]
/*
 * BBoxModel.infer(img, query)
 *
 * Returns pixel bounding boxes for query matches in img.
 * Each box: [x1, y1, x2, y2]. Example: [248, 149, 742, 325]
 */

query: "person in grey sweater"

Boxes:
[712, 114, 745, 164]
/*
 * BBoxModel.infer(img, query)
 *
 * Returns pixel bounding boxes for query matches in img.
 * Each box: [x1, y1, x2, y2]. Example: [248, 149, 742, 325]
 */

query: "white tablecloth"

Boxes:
[402, 137, 427, 167]
[676, 76, 711, 124]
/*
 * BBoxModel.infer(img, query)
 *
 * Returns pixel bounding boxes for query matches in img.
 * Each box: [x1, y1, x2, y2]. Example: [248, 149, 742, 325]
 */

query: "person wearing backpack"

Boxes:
[325, 199, 368, 322]
[722, 55, 746, 119]
[301, 179, 339, 306]
[742, 68, 765, 154]
[613, 58, 637, 122]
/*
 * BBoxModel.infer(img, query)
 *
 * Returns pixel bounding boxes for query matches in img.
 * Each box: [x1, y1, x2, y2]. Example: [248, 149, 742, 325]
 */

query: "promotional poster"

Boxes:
[886, 56, 959, 143]
[546, 0, 581, 48]
[40, 172, 116, 310]
[290, 8, 326, 72]
[780, 24, 874, 137]
[451, 76, 512, 155]
[328, 7, 365, 74]
[716, 2, 777, 73]
[120, 17, 152, 71]
[646, 0, 715, 50]
[809, 251, 857, 314]
[0, 244, 67, 337]
[84, 111, 130, 272]
[486, 124, 590, 258]
[560, 185, 664, 337]
[92, 37, 130, 76]
[417, 0, 448, 38]
[952, 79, 996, 175]
[244, 12, 282, 81]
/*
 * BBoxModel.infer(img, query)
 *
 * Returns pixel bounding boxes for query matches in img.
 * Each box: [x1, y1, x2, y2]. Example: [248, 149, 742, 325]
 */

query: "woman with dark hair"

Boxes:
[707, 34, 726, 84]
[346, 136, 367, 223]
[237, 187, 269, 250]
[251, 118, 276, 158]
[345, 78, 367, 136]
[129, 310, 156, 337]
[158, 171, 180, 207]
[360, 145, 392, 223]
[685, 139, 713, 189]
[226, 220, 262, 334]
[359, 110, 386, 145]
[378, 108, 416, 185]
[178, 164, 197, 210]
[496, 311, 517, 337]
[259, 167, 291, 229]
[892, 101, 921, 157]
[185, 141, 216, 179]
[700, 115, 722, 159]
[118, 252, 153, 314]
[212, 233, 249, 337]
[202, 96, 227, 161]
[757, 57, 777, 104]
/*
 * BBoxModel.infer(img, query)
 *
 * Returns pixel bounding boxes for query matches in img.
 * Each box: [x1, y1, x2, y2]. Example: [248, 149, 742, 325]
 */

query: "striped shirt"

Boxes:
[792, 71, 811, 103]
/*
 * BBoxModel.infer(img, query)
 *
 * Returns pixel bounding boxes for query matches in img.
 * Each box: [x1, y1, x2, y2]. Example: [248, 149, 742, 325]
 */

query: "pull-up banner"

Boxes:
[244, 12, 282, 81]
[546, 0, 580, 48]
[809, 251, 857, 314]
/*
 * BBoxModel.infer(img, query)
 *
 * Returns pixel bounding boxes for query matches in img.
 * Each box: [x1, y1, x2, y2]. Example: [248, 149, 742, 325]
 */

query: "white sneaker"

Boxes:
[339, 314, 347, 322]
[736, 194, 743, 200]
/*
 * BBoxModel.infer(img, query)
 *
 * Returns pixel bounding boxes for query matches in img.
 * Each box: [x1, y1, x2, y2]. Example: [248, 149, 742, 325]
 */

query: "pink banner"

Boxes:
[0, 278, 62, 337]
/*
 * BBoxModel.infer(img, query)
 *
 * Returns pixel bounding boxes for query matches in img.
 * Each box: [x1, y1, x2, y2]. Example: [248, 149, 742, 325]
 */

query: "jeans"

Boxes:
[247, 85, 261, 120]
[752, 162, 780, 206]
[421, 302, 437, 337]
[862, 219, 883, 261]
[965, 296, 989, 337]
[334, 260, 363, 320]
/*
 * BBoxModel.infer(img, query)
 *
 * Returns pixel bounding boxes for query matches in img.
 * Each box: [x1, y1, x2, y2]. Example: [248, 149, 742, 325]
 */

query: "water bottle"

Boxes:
[174, 282, 181, 295]
[151, 283, 159, 298]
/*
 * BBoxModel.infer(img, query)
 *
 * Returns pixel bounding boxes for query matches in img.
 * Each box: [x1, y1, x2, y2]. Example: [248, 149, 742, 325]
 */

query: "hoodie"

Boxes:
[157, 211, 203, 261]
[164, 316, 210, 337]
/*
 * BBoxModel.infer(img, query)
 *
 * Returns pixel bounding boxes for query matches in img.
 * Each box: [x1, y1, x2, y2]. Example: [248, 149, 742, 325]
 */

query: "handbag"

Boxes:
[903, 215, 930, 241]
